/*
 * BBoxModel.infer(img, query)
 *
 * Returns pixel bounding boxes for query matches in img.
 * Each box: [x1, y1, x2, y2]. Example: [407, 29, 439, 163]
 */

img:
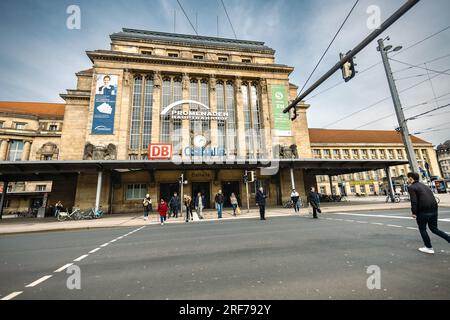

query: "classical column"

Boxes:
[209, 75, 218, 151]
[0, 139, 9, 161]
[22, 140, 32, 161]
[259, 79, 272, 159]
[151, 72, 162, 143]
[235, 78, 246, 160]
[181, 73, 190, 162]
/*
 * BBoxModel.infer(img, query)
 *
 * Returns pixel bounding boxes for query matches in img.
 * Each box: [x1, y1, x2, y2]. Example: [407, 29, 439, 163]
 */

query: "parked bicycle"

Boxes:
[57, 207, 81, 221]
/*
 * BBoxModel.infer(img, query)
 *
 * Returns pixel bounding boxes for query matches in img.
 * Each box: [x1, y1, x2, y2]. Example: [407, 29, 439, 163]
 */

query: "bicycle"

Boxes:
[57, 207, 81, 221]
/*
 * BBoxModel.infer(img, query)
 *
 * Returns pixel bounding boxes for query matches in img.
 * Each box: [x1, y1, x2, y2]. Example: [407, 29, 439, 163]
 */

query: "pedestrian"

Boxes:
[54, 201, 63, 217]
[407, 172, 450, 254]
[142, 194, 152, 221]
[194, 192, 205, 219]
[169, 192, 180, 218]
[290, 189, 301, 213]
[215, 190, 224, 219]
[157, 198, 168, 226]
[230, 192, 238, 216]
[256, 187, 267, 220]
[307, 187, 321, 219]
[184, 195, 193, 222]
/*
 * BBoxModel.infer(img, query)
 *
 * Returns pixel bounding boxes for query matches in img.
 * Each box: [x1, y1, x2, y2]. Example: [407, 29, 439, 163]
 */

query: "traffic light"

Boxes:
[340, 52, 357, 82]
[178, 174, 183, 184]
[243, 173, 248, 184]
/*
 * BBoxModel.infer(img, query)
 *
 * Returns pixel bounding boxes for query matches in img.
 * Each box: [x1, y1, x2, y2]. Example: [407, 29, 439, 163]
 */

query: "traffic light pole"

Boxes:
[245, 170, 250, 213]
[378, 38, 420, 174]
[180, 173, 184, 217]
[283, 0, 420, 114]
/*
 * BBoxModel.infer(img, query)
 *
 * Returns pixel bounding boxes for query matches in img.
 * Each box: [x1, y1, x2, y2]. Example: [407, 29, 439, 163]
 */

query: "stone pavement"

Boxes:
[1, 194, 449, 235]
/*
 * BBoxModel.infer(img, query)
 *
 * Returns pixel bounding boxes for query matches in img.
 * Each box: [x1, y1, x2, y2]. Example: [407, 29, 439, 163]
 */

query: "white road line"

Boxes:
[100, 243, 109, 247]
[73, 254, 88, 262]
[25, 275, 53, 287]
[345, 220, 355, 222]
[330, 212, 449, 222]
[110, 239, 117, 243]
[1, 291, 23, 300]
[117, 236, 123, 239]
[54, 263, 73, 273]
[89, 247, 101, 254]
[387, 224, 403, 228]
[356, 221, 368, 224]
[372, 223, 384, 225]
[407, 227, 418, 230]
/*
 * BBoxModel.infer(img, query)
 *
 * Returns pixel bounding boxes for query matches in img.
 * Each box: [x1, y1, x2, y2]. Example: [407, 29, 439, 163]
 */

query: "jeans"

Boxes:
[160, 215, 166, 223]
[232, 204, 237, 215]
[196, 206, 203, 219]
[172, 207, 178, 218]
[216, 203, 223, 218]
[185, 206, 193, 221]
[416, 212, 450, 248]
[144, 209, 150, 218]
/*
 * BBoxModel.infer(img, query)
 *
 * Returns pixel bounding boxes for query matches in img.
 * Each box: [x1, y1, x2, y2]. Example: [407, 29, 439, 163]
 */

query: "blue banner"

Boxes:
[92, 74, 118, 135]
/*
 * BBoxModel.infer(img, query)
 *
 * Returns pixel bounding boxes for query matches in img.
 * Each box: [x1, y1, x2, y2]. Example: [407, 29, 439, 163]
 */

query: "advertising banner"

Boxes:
[271, 85, 292, 136]
[92, 74, 118, 134]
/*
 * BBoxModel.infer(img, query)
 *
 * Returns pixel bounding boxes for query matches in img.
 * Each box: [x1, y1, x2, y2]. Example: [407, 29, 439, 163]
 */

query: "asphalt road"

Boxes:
[1, 208, 449, 300]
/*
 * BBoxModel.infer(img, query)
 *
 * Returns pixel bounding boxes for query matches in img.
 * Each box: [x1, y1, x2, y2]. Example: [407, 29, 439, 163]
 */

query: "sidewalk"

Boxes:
[1, 197, 449, 235]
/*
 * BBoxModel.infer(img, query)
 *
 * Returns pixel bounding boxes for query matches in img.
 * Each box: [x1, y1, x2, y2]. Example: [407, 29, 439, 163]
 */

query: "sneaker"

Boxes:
[144, 217, 148, 221]
[418, 247, 434, 254]
[161, 222, 164, 226]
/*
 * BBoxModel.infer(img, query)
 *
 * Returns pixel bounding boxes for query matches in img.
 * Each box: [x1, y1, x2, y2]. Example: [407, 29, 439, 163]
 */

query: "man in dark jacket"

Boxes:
[215, 190, 224, 219]
[407, 172, 450, 254]
[307, 187, 321, 219]
[256, 187, 267, 220]
[169, 192, 180, 218]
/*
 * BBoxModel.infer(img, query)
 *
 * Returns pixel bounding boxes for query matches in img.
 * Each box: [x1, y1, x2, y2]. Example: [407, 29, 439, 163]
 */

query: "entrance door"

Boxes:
[222, 181, 240, 207]
[159, 183, 179, 203]
[191, 182, 211, 209]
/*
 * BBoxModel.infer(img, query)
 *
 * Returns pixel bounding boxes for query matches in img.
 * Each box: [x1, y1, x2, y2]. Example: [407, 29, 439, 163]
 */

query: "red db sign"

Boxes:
[148, 144, 172, 160]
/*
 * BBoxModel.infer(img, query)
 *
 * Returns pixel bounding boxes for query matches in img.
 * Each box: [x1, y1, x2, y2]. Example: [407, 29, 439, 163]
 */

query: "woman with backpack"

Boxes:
[142, 194, 152, 221]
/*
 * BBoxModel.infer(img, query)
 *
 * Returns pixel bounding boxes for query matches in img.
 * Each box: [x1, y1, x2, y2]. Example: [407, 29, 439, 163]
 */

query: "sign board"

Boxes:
[148, 144, 172, 160]
[271, 85, 292, 136]
[92, 74, 118, 134]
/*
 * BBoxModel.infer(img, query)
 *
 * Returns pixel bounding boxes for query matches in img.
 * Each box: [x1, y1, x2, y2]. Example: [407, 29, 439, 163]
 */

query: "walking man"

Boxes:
[407, 172, 450, 254]
[290, 189, 301, 213]
[215, 190, 224, 219]
[194, 192, 205, 219]
[256, 187, 267, 220]
[307, 187, 321, 219]
[169, 192, 180, 218]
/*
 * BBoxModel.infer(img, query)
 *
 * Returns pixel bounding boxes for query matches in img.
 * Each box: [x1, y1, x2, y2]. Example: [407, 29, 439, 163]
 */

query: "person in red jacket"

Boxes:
[157, 199, 168, 226]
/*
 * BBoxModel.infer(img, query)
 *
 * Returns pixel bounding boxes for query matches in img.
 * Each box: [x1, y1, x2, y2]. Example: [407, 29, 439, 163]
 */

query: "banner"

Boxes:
[92, 74, 118, 134]
[271, 85, 292, 136]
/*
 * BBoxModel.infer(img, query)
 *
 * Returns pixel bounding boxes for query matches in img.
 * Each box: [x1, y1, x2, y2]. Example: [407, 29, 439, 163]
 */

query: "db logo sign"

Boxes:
[148, 144, 172, 160]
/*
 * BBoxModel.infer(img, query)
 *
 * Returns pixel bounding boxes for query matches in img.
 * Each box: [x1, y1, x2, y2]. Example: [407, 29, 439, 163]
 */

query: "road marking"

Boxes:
[330, 212, 449, 222]
[26, 275, 53, 287]
[1, 291, 23, 300]
[110, 239, 117, 243]
[407, 227, 418, 230]
[356, 221, 368, 224]
[89, 247, 101, 253]
[54, 263, 73, 273]
[387, 224, 403, 228]
[73, 254, 88, 262]
[100, 243, 109, 247]
[345, 220, 355, 222]
[117, 236, 124, 239]
[372, 223, 384, 225]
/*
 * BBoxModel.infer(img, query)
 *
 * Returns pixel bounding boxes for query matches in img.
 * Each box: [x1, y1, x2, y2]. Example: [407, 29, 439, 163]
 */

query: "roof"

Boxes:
[0, 159, 408, 182]
[309, 128, 430, 145]
[110, 28, 275, 54]
[0, 102, 65, 118]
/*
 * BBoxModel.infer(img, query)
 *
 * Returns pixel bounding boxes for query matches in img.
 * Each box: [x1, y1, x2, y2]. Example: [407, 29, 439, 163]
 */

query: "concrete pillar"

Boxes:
[328, 175, 334, 196]
[95, 170, 103, 212]
[385, 167, 395, 203]
[0, 180, 9, 219]
[181, 73, 190, 162]
[21, 140, 32, 161]
[259, 80, 271, 159]
[0, 139, 9, 160]
[209, 76, 218, 152]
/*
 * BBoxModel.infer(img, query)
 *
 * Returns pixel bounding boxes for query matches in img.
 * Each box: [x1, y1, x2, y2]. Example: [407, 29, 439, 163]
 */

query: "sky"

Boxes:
[0, 0, 449, 146]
